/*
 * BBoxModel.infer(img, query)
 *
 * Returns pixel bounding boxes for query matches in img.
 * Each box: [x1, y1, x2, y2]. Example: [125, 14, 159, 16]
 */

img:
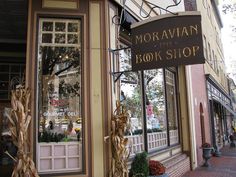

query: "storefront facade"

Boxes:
[1, 1, 235, 176]
[0, 0, 201, 177]
[26, 1, 192, 177]
[207, 75, 236, 149]
[26, 1, 93, 176]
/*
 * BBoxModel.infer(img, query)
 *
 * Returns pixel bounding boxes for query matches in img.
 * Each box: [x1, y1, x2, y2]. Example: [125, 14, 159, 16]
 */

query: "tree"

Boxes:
[222, 0, 236, 14]
[221, 0, 236, 38]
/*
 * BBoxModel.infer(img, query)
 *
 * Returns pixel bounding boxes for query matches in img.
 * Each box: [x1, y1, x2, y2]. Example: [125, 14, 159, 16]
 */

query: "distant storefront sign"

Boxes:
[131, 12, 205, 71]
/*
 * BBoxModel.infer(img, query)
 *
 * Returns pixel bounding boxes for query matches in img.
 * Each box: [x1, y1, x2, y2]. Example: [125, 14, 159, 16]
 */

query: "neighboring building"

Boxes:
[185, 0, 236, 167]
[228, 77, 236, 129]
[200, 0, 236, 148]
[228, 60, 236, 84]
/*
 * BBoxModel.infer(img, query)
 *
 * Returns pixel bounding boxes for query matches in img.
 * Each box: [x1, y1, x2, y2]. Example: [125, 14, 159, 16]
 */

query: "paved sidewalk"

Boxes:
[183, 145, 236, 177]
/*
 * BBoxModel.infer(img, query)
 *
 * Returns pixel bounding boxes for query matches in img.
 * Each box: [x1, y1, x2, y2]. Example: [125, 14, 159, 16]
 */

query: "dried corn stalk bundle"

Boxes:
[110, 101, 130, 177]
[5, 86, 39, 177]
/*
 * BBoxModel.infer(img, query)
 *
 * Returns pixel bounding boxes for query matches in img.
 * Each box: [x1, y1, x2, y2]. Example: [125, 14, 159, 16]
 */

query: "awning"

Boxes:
[212, 96, 236, 118]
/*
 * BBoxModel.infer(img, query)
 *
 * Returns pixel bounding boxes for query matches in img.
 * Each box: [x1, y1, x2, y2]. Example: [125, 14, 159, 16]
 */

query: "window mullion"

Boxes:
[164, 69, 170, 146]
[175, 70, 181, 144]
[141, 70, 148, 152]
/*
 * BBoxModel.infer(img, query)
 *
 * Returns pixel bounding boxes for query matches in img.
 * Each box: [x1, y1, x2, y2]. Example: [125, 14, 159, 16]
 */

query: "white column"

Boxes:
[186, 65, 198, 169]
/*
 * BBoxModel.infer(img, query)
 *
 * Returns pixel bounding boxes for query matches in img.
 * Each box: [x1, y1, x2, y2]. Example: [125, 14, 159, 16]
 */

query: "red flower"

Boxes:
[149, 160, 166, 175]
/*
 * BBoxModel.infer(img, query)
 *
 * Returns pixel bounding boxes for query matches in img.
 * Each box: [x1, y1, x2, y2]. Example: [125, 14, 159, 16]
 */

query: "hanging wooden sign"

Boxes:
[131, 12, 205, 71]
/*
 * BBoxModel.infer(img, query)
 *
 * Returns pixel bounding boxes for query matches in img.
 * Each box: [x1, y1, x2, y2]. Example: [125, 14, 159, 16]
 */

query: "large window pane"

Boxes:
[144, 69, 167, 151]
[120, 71, 143, 156]
[113, 47, 144, 156]
[37, 18, 82, 173]
[165, 70, 179, 145]
[121, 72, 142, 133]
[112, 48, 180, 155]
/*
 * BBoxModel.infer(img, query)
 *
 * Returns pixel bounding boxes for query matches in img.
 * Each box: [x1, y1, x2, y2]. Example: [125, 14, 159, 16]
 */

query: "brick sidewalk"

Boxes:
[183, 145, 236, 177]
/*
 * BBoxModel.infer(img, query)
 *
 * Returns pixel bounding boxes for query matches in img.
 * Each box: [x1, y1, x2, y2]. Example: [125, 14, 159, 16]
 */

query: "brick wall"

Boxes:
[164, 154, 191, 177]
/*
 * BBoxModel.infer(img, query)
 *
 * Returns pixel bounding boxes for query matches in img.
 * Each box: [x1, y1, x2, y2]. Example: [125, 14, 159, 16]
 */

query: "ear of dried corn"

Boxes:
[5, 86, 39, 177]
[110, 101, 130, 177]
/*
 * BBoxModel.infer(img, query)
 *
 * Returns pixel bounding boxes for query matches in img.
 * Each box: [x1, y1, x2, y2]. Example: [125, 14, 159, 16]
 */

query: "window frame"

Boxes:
[111, 46, 180, 155]
[0, 63, 25, 100]
[35, 15, 85, 175]
[112, 7, 181, 157]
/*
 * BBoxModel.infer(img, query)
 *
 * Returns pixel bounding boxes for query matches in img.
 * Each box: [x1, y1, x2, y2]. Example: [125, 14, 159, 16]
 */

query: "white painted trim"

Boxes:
[185, 65, 198, 169]
[38, 142, 82, 174]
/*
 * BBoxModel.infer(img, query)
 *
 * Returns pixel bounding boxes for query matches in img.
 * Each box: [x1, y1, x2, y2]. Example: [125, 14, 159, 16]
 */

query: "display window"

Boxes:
[111, 46, 180, 156]
[36, 17, 83, 174]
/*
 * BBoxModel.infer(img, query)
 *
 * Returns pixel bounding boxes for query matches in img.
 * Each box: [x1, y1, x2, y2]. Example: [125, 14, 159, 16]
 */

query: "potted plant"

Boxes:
[201, 142, 213, 167]
[148, 160, 168, 177]
[129, 152, 149, 177]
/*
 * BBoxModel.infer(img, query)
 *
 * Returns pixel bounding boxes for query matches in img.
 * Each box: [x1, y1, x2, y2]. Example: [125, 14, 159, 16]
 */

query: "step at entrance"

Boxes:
[163, 153, 190, 177]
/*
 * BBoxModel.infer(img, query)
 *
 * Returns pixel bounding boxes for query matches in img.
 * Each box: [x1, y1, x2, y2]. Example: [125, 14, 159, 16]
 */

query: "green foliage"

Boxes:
[38, 131, 65, 143]
[133, 129, 143, 135]
[130, 152, 149, 177]
[125, 86, 142, 118]
[221, 1, 236, 36]
[222, 1, 236, 14]
[151, 128, 163, 132]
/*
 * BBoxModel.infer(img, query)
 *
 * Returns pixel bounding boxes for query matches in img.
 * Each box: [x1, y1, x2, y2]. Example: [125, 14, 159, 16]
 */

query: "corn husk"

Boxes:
[5, 87, 39, 177]
[110, 101, 131, 177]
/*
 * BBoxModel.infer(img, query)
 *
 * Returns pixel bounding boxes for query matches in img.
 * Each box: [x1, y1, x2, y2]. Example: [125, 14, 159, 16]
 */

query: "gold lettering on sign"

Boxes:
[182, 47, 192, 57]
[192, 45, 199, 56]
[162, 30, 169, 40]
[168, 29, 176, 38]
[135, 35, 143, 44]
[135, 45, 200, 65]
[181, 27, 189, 36]
[165, 46, 200, 60]
[166, 49, 173, 60]
[144, 33, 152, 43]
[134, 24, 199, 45]
[136, 54, 142, 64]
[155, 51, 162, 61]
[152, 32, 159, 41]
[176, 27, 180, 37]
[135, 51, 163, 64]
[190, 25, 198, 35]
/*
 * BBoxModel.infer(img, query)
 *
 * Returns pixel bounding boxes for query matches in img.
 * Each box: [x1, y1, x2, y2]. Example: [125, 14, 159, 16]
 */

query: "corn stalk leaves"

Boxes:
[110, 101, 131, 177]
[5, 87, 39, 177]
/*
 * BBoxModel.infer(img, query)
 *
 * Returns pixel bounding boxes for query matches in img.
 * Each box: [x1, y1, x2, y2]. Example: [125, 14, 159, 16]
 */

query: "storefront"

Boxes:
[27, 1, 190, 176]
[206, 75, 236, 149]
[0, 0, 204, 177]
[26, 1, 93, 176]
[108, 4, 203, 176]
[110, 47, 180, 155]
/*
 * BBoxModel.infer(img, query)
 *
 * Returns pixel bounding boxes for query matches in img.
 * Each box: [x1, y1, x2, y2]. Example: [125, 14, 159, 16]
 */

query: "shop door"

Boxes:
[214, 113, 223, 148]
